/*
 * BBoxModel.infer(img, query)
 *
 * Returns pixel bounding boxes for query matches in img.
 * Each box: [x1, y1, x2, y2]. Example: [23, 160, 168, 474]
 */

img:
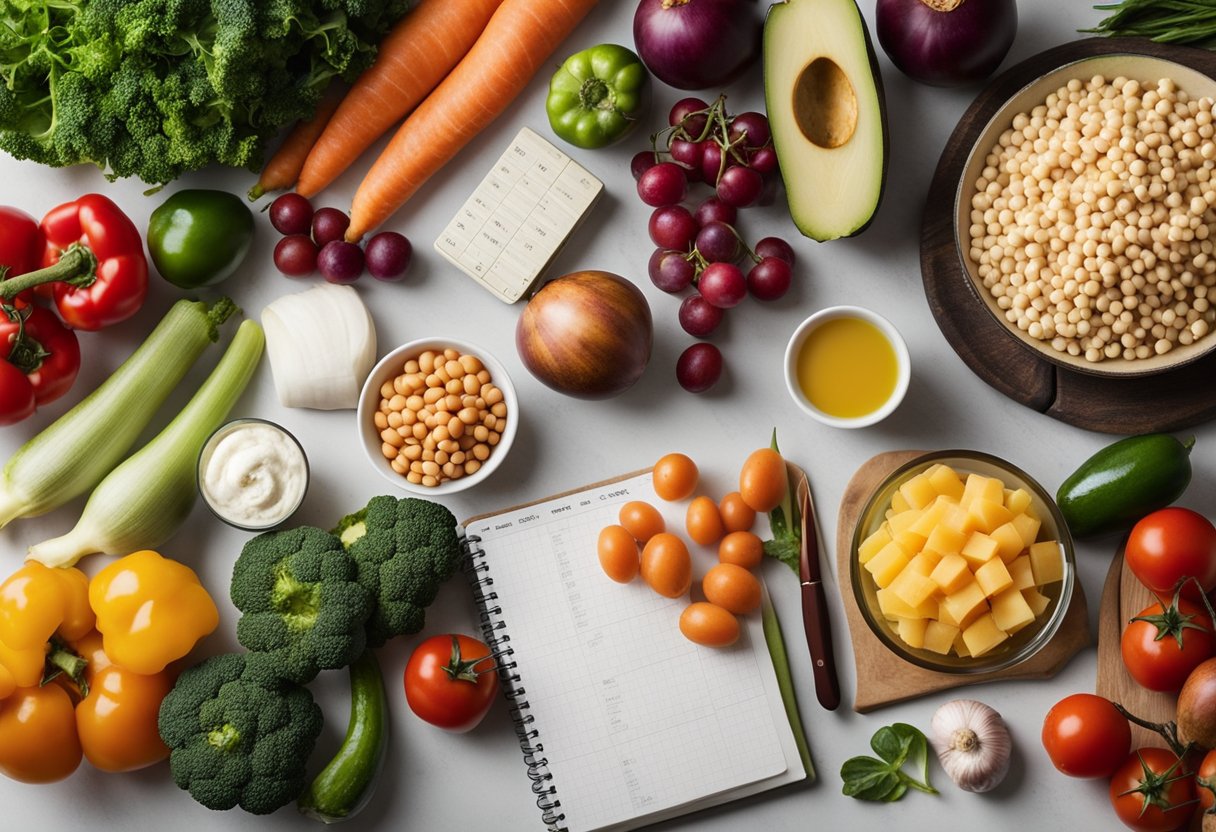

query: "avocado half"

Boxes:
[764, 0, 889, 242]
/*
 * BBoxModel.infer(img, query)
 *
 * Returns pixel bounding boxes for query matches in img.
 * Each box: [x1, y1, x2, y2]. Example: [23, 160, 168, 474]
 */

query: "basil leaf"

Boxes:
[891, 723, 937, 793]
[870, 724, 913, 766]
[840, 756, 899, 801]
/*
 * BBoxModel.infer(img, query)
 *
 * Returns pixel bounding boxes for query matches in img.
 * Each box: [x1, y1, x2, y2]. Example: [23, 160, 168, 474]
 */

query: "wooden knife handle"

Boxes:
[802, 583, 841, 711]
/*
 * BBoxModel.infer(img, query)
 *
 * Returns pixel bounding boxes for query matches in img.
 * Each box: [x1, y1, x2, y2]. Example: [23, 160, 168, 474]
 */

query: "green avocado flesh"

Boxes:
[764, 0, 889, 241]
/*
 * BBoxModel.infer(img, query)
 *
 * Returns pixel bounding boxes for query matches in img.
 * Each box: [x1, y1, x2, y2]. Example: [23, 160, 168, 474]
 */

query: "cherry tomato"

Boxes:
[598, 525, 640, 583]
[404, 635, 498, 732]
[1126, 508, 1216, 601]
[739, 447, 787, 512]
[640, 533, 692, 598]
[702, 563, 761, 614]
[1121, 598, 1216, 692]
[1041, 693, 1131, 778]
[679, 602, 739, 647]
[653, 453, 698, 501]
[719, 530, 765, 569]
[686, 496, 725, 546]
[1198, 749, 1216, 813]
[1109, 747, 1195, 832]
[618, 501, 665, 543]
[718, 491, 756, 533]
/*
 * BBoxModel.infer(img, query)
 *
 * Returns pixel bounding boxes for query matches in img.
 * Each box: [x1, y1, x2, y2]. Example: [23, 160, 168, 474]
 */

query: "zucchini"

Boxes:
[298, 651, 387, 823]
[1056, 434, 1195, 539]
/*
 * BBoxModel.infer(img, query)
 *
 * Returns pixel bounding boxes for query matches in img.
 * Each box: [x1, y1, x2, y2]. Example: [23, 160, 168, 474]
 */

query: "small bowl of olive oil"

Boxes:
[783, 306, 910, 428]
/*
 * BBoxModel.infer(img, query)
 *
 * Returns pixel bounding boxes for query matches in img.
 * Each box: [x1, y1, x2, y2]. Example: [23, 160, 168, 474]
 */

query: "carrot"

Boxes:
[295, 0, 506, 199]
[345, 0, 599, 241]
[248, 85, 343, 200]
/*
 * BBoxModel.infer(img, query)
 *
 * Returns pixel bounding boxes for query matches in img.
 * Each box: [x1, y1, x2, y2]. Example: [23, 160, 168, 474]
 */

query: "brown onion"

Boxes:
[1178, 657, 1216, 749]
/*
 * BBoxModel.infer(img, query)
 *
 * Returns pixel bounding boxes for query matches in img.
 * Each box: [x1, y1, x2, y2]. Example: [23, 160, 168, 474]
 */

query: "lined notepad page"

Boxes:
[466, 473, 801, 832]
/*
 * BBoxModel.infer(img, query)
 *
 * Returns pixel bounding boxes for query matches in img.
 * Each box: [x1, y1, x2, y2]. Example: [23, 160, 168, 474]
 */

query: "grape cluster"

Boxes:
[268, 193, 413, 284]
[633, 97, 796, 394]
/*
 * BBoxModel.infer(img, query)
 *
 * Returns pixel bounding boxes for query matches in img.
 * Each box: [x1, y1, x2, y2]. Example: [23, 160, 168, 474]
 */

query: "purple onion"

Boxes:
[876, 0, 1017, 87]
[633, 0, 761, 91]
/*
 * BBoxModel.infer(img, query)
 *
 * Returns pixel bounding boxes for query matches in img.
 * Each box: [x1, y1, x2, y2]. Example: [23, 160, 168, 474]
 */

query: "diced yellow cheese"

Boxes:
[961, 474, 1004, 509]
[890, 490, 910, 514]
[924, 524, 967, 556]
[942, 580, 988, 626]
[1029, 540, 1063, 585]
[866, 542, 910, 588]
[858, 527, 893, 565]
[969, 499, 1014, 534]
[890, 569, 938, 609]
[897, 616, 928, 649]
[940, 503, 977, 537]
[877, 587, 937, 619]
[923, 620, 960, 655]
[953, 633, 971, 657]
[960, 532, 999, 567]
[1022, 587, 1051, 617]
[929, 552, 972, 594]
[1005, 487, 1033, 515]
[887, 509, 920, 535]
[962, 612, 1009, 657]
[907, 551, 942, 576]
[928, 465, 965, 500]
[909, 497, 951, 537]
[990, 587, 1036, 632]
[893, 529, 928, 556]
[990, 522, 1025, 562]
[1010, 512, 1041, 548]
[899, 474, 937, 510]
[923, 463, 945, 478]
[975, 557, 1014, 597]
[1008, 555, 1035, 591]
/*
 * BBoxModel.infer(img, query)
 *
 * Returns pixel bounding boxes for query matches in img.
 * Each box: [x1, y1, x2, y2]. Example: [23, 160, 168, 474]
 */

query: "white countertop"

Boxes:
[1, 2, 1213, 830]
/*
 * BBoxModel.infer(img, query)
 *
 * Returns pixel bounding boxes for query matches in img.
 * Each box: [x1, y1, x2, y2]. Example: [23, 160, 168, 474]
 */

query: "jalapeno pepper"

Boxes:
[147, 189, 255, 289]
[546, 44, 650, 149]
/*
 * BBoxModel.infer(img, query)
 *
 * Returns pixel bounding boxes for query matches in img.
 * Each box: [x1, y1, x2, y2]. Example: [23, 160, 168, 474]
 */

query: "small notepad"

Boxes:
[435, 127, 603, 304]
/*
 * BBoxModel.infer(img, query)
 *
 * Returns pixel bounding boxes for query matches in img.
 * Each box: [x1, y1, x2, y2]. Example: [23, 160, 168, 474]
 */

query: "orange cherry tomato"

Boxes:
[641, 533, 692, 598]
[653, 453, 698, 502]
[598, 525, 641, 583]
[685, 496, 725, 546]
[618, 501, 665, 543]
[679, 602, 739, 647]
[739, 447, 787, 512]
[702, 563, 761, 614]
[718, 530, 764, 569]
[0, 684, 82, 783]
[718, 492, 756, 533]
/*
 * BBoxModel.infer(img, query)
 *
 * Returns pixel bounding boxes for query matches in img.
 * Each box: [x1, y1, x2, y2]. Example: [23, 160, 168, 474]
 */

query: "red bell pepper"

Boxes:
[0, 302, 81, 425]
[0, 207, 41, 280]
[0, 195, 147, 331]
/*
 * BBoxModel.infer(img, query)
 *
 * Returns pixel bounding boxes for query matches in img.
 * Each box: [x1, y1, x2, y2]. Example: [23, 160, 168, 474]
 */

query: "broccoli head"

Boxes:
[335, 496, 463, 647]
[158, 652, 323, 815]
[231, 526, 372, 684]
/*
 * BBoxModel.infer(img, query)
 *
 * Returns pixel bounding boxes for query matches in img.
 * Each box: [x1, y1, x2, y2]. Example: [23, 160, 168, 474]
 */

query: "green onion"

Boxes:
[1085, 0, 1216, 47]
[0, 298, 236, 528]
[28, 320, 264, 567]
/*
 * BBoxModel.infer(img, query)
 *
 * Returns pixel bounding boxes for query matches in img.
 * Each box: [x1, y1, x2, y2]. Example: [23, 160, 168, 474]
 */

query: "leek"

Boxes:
[0, 298, 237, 528]
[28, 320, 265, 567]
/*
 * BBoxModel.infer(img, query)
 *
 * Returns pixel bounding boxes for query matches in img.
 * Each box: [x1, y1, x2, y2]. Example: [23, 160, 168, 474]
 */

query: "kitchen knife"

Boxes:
[799, 475, 841, 711]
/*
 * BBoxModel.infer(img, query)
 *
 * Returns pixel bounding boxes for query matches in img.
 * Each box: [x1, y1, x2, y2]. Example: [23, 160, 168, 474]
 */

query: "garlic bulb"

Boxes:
[929, 699, 1011, 793]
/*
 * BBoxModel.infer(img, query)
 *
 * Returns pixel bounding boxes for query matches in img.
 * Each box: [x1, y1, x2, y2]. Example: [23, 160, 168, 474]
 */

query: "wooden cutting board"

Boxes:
[836, 450, 1090, 713]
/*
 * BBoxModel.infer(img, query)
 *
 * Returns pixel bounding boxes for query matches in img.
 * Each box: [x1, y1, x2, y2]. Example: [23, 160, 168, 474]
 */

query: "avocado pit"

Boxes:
[793, 57, 858, 149]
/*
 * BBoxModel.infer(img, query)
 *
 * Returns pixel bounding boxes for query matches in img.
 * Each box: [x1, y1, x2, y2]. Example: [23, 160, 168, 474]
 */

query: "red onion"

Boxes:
[876, 0, 1017, 87]
[633, 0, 760, 91]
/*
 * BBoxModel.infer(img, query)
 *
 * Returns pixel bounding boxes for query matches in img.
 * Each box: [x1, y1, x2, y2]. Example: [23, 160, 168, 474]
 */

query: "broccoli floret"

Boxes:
[158, 653, 323, 815]
[335, 496, 463, 648]
[230, 526, 372, 684]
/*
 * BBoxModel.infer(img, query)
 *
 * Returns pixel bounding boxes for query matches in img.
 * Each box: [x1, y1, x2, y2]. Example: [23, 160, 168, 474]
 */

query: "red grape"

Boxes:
[695, 221, 740, 263]
[700, 142, 723, 185]
[755, 237, 795, 266]
[670, 97, 710, 137]
[648, 249, 696, 293]
[676, 343, 723, 393]
[670, 139, 700, 167]
[697, 263, 747, 308]
[694, 197, 736, 227]
[312, 207, 351, 246]
[273, 235, 318, 277]
[269, 193, 314, 236]
[747, 257, 793, 301]
[716, 165, 764, 207]
[365, 232, 412, 281]
[728, 112, 772, 149]
[317, 240, 364, 284]
[631, 151, 657, 181]
[648, 206, 699, 251]
[637, 163, 687, 207]
[749, 145, 779, 175]
[679, 295, 725, 337]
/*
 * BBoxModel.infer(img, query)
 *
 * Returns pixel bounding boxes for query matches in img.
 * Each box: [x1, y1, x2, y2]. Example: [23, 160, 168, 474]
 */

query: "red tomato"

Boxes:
[1126, 508, 1216, 601]
[1198, 749, 1216, 814]
[404, 635, 498, 732]
[1041, 693, 1131, 778]
[1121, 598, 1216, 692]
[1109, 747, 1195, 832]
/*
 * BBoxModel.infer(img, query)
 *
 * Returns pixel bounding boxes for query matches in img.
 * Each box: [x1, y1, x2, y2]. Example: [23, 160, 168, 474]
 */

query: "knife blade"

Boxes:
[799, 474, 841, 711]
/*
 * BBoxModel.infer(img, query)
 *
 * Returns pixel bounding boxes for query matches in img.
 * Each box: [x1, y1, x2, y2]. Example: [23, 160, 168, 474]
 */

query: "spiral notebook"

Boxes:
[464, 470, 809, 832]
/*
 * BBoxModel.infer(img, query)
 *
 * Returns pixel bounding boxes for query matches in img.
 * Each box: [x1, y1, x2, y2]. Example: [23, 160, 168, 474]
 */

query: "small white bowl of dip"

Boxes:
[197, 418, 310, 531]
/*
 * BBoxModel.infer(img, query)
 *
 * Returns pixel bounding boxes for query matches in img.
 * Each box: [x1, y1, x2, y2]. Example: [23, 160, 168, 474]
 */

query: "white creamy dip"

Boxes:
[200, 421, 308, 529]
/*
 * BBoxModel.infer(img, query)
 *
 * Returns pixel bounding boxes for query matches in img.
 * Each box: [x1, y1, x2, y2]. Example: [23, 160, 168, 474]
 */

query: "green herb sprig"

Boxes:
[840, 723, 938, 802]
[1084, 0, 1216, 47]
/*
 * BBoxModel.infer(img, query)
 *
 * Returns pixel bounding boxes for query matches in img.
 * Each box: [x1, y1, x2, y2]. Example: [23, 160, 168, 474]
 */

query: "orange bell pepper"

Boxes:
[0, 562, 94, 698]
[0, 683, 83, 783]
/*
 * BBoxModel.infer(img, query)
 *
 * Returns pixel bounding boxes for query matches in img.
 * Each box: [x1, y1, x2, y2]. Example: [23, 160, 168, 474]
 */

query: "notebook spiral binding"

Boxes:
[465, 533, 568, 832]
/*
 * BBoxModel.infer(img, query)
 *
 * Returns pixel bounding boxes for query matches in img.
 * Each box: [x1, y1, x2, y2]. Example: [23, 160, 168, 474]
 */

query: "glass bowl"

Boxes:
[850, 450, 1075, 674]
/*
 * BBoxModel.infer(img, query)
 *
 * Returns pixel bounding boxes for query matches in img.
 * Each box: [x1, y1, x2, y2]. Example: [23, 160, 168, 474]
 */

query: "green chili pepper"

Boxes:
[546, 44, 649, 149]
[148, 190, 255, 289]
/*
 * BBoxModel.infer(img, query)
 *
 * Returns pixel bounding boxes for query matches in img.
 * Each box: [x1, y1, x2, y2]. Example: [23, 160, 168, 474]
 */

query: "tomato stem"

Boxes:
[1113, 702, 1190, 759]
[442, 635, 496, 684]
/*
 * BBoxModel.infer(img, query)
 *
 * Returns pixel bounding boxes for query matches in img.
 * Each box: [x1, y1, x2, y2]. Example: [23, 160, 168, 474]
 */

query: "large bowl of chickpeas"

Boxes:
[957, 54, 1216, 375]
[357, 338, 518, 495]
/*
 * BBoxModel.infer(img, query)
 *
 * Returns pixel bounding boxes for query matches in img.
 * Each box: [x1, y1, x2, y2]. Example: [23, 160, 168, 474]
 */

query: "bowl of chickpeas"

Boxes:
[357, 338, 517, 495]
[956, 53, 1216, 375]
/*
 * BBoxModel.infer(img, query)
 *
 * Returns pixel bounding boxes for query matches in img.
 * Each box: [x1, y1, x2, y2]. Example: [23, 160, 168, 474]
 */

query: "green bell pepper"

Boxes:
[546, 44, 649, 149]
[147, 190, 255, 289]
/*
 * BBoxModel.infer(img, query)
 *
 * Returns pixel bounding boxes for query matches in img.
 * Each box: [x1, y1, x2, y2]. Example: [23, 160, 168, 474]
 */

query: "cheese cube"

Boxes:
[975, 557, 1014, 597]
[960, 532, 999, 567]
[899, 474, 937, 510]
[909, 498, 951, 537]
[890, 569, 938, 608]
[893, 529, 928, 556]
[1010, 513, 1041, 548]
[908, 551, 943, 576]
[866, 542, 910, 588]
[990, 587, 1036, 632]
[897, 616, 928, 649]
[940, 503, 977, 537]
[877, 587, 937, 620]
[953, 633, 971, 657]
[859, 527, 893, 565]
[929, 552, 972, 594]
[962, 613, 1009, 657]
[962, 474, 1004, 508]
[928, 465, 965, 500]
[924, 524, 967, 556]
[1005, 487, 1033, 515]
[890, 490, 910, 514]
[1022, 587, 1051, 616]
[969, 499, 1014, 534]
[942, 580, 988, 626]
[1008, 555, 1035, 591]
[990, 522, 1025, 562]
[887, 509, 920, 535]
[923, 620, 960, 655]
[1029, 541, 1063, 585]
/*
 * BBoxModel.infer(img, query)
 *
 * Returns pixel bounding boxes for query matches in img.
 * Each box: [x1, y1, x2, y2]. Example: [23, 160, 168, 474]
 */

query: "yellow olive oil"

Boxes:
[796, 317, 898, 418]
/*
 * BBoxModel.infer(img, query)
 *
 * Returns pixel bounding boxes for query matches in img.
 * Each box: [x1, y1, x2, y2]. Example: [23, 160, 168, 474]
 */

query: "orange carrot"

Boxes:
[346, 0, 599, 241]
[295, 0, 506, 200]
[248, 85, 343, 200]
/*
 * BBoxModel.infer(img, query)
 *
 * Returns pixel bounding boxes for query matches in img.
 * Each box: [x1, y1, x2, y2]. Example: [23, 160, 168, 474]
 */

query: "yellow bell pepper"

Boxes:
[88, 550, 219, 675]
[0, 563, 94, 699]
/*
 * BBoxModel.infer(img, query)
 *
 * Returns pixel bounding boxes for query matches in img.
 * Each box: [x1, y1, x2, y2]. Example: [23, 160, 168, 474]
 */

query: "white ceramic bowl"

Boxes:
[783, 305, 911, 429]
[357, 338, 518, 496]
